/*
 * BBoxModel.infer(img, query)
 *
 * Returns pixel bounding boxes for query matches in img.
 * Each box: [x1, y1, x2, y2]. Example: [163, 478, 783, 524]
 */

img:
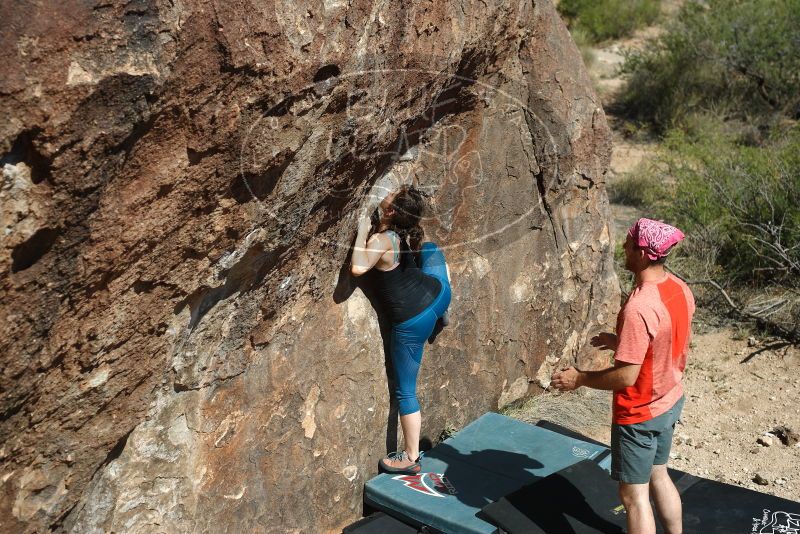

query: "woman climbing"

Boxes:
[350, 185, 452, 475]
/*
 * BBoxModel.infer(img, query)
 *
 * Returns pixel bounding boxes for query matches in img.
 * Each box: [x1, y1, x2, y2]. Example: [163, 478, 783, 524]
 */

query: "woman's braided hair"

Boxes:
[378, 185, 429, 264]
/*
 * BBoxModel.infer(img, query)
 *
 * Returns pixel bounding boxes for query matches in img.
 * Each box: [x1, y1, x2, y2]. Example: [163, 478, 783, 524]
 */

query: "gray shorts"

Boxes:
[611, 395, 685, 484]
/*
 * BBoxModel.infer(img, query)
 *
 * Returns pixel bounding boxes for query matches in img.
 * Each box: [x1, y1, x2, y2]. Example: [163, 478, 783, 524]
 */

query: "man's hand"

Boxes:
[590, 332, 618, 351]
[551, 366, 583, 392]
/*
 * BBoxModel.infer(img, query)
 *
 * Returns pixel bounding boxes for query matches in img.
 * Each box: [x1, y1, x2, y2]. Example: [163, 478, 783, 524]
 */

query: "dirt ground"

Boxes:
[674, 328, 800, 500]
[506, 329, 800, 502]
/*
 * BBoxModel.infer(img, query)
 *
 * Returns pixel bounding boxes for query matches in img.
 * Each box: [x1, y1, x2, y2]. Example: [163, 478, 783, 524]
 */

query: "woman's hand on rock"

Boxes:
[357, 214, 372, 237]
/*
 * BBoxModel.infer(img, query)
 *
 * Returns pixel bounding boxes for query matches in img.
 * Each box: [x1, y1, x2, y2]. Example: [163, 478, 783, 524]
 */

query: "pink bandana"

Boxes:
[627, 218, 685, 260]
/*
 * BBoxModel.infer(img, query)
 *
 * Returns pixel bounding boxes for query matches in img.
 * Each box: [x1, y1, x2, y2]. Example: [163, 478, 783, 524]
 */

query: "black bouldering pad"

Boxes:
[480, 460, 627, 534]
[481, 459, 800, 534]
[342, 512, 420, 533]
[532, 419, 800, 533]
[676, 471, 800, 533]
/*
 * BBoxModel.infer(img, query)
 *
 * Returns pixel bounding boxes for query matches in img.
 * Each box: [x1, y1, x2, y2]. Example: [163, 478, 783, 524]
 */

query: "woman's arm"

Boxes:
[351, 215, 390, 276]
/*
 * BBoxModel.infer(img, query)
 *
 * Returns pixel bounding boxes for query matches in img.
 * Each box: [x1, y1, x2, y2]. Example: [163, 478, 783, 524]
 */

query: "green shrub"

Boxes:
[608, 171, 667, 207]
[654, 124, 800, 287]
[618, 0, 800, 133]
[570, 26, 597, 69]
[559, 0, 661, 43]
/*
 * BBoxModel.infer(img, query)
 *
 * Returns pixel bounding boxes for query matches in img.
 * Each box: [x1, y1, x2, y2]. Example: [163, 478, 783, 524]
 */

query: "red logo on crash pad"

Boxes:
[393, 473, 457, 497]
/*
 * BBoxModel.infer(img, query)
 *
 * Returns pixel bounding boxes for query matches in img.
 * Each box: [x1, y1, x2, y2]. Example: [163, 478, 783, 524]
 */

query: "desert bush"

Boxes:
[654, 125, 800, 288]
[608, 171, 667, 207]
[559, 0, 661, 43]
[617, 0, 800, 133]
[570, 26, 597, 68]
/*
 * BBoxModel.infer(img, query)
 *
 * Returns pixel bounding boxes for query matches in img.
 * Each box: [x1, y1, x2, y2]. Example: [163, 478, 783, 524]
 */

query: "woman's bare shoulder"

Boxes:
[367, 232, 393, 249]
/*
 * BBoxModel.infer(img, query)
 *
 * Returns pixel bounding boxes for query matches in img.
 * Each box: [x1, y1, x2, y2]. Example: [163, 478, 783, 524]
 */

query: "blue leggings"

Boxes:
[391, 242, 451, 416]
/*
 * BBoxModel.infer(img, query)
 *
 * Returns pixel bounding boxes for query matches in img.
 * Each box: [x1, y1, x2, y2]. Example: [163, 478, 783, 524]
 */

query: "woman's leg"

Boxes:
[419, 242, 450, 292]
[391, 325, 423, 420]
[381, 313, 435, 472]
[419, 242, 452, 342]
[399, 411, 421, 461]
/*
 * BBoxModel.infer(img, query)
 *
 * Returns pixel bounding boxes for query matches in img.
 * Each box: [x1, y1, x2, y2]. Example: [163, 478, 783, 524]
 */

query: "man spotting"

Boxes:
[552, 218, 695, 534]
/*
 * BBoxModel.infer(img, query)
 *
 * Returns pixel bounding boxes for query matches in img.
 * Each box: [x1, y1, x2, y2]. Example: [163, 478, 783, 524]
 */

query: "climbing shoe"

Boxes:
[428, 311, 450, 344]
[378, 450, 421, 475]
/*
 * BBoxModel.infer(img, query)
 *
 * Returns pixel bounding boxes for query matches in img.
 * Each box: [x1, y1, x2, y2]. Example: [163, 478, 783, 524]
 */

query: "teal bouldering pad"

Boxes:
[359, 414, 800, 534]
[364, 412, 611, 534]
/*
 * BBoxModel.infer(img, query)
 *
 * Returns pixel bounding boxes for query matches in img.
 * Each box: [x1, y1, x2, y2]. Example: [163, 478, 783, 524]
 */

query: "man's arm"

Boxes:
[551, 360, 641, 392]
[553, 303, 651, 392]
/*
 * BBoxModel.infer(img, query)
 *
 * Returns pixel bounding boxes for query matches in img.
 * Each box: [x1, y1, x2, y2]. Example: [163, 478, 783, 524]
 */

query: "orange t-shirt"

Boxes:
[613, 272, 695, 424]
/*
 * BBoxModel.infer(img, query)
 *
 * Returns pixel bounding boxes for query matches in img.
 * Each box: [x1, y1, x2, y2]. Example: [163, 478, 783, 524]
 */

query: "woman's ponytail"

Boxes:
[406, 225, 424, 265]
[386, 185, 427, 265]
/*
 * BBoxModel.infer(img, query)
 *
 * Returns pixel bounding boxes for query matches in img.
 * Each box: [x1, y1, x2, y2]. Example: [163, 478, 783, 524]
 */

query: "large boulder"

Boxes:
[0, 0, 617, 531]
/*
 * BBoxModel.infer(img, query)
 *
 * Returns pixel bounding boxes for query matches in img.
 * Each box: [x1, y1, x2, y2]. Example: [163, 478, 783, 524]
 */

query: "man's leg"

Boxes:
[611, 421, 658, 534]
[650, 396, 685, 533]
[618, 482, 656, 534]
[650, 464, 682, 534]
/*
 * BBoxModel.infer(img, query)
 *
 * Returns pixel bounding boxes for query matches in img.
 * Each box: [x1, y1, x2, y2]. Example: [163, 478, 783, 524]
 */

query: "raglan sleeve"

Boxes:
[614, 304, 653, 365]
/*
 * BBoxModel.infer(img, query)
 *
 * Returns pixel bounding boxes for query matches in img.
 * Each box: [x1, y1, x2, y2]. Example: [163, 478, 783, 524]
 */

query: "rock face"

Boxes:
[0, 0, 617, 532]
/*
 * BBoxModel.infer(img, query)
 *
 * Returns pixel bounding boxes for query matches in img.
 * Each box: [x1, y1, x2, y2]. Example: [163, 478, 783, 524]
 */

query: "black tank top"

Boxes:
[369, 231, 442, 324]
